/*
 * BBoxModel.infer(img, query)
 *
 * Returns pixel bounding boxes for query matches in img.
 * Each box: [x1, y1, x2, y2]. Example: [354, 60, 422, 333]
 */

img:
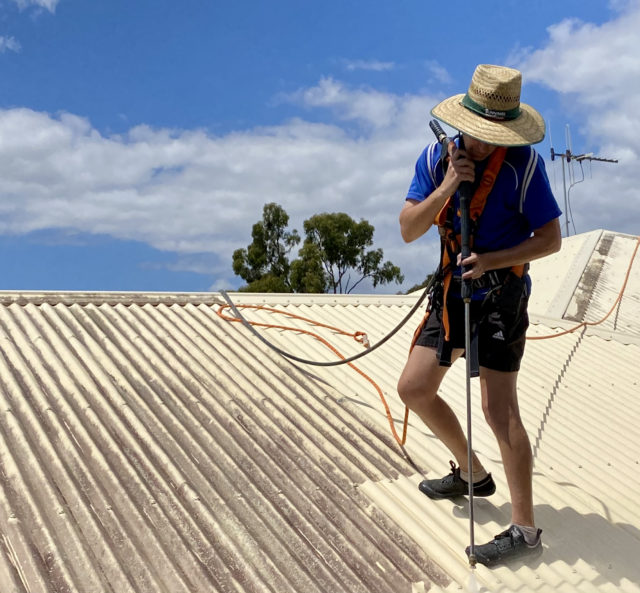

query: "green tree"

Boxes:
[289, 241, 327, 293]
[292, 212, 404, 294]
[232, 203, 300, 292]
[404, 273, 435, 294]
[232, 205, 404, 294]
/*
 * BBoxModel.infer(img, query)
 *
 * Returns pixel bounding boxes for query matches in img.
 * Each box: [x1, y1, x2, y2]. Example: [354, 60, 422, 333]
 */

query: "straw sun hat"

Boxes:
[431, 64, 545, 146]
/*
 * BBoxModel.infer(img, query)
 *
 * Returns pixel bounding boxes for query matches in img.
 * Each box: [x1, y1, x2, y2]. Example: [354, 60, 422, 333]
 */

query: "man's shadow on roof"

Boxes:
[451, 500, 640, 588]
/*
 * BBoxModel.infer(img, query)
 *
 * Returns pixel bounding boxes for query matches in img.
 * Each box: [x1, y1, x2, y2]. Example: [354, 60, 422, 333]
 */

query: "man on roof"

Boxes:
[397, 64, 562, 566]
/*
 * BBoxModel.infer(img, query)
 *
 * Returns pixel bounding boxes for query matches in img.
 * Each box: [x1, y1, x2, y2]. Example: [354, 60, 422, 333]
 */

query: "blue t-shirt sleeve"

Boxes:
[521, 152, 562, 231]
[406, 142, 440, 202]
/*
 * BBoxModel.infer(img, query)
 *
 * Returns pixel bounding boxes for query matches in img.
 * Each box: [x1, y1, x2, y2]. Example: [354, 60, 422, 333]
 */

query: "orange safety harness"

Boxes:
[410, 146, 527, 365]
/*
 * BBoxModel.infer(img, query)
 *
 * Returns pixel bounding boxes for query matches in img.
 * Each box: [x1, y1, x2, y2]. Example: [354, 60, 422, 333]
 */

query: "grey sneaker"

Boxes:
[418, 460, 496, 500]
[467, 525, 543, 567]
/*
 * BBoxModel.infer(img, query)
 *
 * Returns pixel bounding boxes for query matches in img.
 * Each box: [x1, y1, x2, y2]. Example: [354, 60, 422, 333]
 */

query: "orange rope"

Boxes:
[216, 304, 408, 446]
[215, 237, 638, 446]
[528, 236, 640, 340]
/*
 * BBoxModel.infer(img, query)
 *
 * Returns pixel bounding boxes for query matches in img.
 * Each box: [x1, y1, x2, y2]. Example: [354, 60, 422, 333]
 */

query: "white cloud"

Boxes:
[425, 60, 452, 84]
[608, 0, 638, 12]
[517, 1, 640, 236]
[344, 59, 395, 72]
[520, 15, 640, 109]
[0, 36, 21, 53]
[290, 77, 417, 131]
[11, 0, 59, 12]
[0, 88, 441, 291]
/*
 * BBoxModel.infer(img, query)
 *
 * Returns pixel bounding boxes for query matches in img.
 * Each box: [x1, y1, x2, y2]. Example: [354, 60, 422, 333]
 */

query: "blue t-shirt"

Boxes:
[406, 139, 562, 297]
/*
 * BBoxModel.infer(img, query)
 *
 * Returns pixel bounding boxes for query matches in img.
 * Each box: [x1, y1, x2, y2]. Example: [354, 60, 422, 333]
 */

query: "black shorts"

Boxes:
[414, 286, 529, 373]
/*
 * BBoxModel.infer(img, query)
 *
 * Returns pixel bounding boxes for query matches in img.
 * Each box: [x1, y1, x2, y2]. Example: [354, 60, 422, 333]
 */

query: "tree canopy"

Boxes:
[232, 203, 403, 293]
[232, 203, 300, 292]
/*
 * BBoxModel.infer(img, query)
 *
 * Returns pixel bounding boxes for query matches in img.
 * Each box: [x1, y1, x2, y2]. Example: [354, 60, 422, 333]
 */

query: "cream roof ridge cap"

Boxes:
[544, 229, 603, 319]
[223, 292, 418, 306]
[0, 291, 226, 306]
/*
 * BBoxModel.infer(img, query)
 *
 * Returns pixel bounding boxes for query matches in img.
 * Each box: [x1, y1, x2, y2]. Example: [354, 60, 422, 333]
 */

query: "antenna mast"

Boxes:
[550, 124, 618, 237]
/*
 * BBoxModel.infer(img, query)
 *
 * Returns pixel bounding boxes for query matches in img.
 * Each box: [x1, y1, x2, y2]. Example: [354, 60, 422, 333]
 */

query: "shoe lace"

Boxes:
[493, 529, 513, 541]
[441, 460, 461, 486]
[492, 527, 524, 551]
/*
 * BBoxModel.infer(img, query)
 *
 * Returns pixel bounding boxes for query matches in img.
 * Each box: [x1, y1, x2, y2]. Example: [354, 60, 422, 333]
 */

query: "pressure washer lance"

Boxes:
[459, 167, 477, 569]
[429, 120, 477, 568]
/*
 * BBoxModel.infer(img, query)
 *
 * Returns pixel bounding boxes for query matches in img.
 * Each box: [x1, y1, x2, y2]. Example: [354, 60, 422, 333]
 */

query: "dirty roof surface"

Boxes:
[0, 229, 639, 593]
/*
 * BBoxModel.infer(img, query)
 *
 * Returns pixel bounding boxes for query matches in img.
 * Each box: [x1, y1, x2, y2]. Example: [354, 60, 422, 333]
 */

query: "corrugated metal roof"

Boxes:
[0, 229, 639, 593]
[529, 230, 640, 343]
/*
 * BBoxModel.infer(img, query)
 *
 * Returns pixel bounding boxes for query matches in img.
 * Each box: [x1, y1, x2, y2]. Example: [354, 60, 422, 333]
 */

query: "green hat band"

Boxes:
[460, 93, 521, 121]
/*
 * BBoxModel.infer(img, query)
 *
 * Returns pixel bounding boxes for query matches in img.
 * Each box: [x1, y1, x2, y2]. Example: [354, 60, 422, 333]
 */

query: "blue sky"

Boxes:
[1, 0, 638, 293]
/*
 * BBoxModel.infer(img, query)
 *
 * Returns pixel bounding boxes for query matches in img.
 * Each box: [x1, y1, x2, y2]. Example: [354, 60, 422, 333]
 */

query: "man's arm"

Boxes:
[399, 192, 449, 243]
[399, 141, 476, 243]
[460, 217, 562, 280]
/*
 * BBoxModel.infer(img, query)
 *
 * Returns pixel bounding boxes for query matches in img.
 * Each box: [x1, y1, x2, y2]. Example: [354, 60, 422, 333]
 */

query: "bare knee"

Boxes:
[482, 398, 508, 434]
[482, 396, 523, 438]
[480, 370, 522, 436]
[397, 346, 451, 410]
[397, 375, 422, 408]
[397, 372, 438, 410]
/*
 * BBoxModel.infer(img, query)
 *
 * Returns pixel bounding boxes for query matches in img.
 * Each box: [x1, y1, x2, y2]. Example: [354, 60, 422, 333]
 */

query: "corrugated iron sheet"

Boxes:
[559, 231, 640, 340]
[0, 294, 448, 593]
[0, 230, 639, 593]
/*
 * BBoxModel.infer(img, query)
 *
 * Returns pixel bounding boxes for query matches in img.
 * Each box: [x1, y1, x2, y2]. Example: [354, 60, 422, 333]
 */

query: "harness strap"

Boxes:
[468, 147, 507, 224]
[439, 146, 507, 343]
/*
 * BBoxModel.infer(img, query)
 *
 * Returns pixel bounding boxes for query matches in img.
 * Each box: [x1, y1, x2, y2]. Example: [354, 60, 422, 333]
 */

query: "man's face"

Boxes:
[462, 134, 498, 161]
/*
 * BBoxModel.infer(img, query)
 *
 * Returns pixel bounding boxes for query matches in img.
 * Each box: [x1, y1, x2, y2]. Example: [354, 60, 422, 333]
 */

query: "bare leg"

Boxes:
[397, 345, 484, 473]
[479, 367, 534, 526]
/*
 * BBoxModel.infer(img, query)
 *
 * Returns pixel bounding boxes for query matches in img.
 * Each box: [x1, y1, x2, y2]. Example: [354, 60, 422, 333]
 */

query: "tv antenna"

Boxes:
[550, 124, 618, 237]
